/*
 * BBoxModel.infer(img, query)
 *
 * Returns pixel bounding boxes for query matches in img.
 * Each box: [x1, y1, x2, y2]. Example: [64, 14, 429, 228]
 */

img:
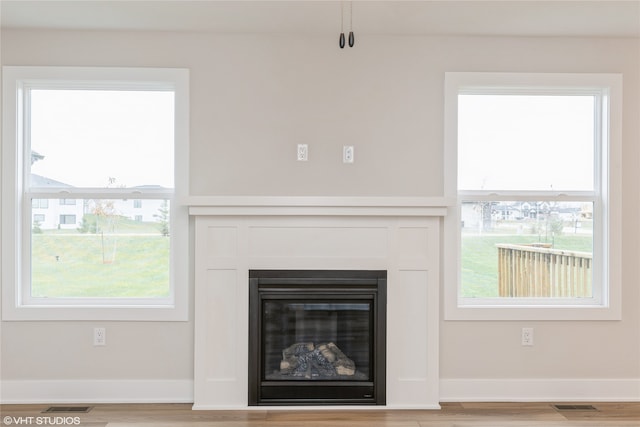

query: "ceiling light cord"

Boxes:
[348, 1, 354, 47]
[339, 1, 346, 48]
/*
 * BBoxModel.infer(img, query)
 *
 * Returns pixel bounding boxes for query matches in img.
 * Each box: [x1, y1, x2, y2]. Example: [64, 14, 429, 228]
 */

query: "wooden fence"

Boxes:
[496, 243, 592, 297]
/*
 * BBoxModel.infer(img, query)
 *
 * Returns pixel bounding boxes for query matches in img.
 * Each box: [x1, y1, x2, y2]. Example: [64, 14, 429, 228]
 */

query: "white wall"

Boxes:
[1, 28, 639, 402]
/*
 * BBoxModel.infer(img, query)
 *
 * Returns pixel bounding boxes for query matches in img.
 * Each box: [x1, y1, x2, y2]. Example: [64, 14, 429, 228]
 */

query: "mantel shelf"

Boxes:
[185, 196, 453, 217]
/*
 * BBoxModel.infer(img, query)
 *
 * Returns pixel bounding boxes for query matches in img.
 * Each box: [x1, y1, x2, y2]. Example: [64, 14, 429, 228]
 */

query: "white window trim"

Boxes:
[443, 72, 622, 321]
[2, 66, 190, 321]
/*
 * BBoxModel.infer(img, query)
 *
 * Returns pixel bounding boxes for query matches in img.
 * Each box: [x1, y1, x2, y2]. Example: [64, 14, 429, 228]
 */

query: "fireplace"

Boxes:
[192, 205, 442, 409]
[248, 270, 387, 406]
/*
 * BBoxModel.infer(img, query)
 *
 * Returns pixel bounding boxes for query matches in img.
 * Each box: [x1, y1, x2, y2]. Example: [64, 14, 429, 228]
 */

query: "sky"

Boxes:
[29, 89, 596, 192]
[29, 89, 175, 189]
[457, 94, 596, 192]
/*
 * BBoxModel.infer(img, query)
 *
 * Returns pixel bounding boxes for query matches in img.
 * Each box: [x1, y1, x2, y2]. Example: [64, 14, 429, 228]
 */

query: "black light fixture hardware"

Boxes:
[339, 1, 354, 49]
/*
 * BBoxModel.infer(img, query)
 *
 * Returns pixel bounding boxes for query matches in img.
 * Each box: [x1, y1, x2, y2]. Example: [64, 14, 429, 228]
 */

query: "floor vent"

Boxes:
[42, 406, 92, 413]
[553, 404, 598, 411]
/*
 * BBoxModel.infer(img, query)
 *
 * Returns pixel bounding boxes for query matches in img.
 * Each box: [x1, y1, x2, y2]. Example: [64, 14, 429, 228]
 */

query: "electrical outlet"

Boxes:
[521, 327, 534, 346]
[343, 145, 354, 163]
[94, 327, 106, 346]
[297, 144, 308, 161]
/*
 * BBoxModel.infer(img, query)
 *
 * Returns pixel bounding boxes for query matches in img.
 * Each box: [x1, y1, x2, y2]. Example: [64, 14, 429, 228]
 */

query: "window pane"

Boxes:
[458, 95, 595, 191]
[461, 201, 593, 298]
[30, 198, 170, 298]
[29, 89, 174, 189]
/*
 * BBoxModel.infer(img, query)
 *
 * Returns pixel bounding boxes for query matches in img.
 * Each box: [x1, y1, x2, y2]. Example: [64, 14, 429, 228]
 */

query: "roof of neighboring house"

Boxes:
[30, 173, 72, 187]
[493, 205, 522, 211]
[31, 151, 44, 165]
[31, 175, 169, 190]
[131, 184, 168, 190]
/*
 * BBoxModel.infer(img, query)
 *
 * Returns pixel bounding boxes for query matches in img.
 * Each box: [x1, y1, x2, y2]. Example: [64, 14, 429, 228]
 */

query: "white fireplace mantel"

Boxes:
[186, 196, 453, 217]
[189, 196, 450, 410]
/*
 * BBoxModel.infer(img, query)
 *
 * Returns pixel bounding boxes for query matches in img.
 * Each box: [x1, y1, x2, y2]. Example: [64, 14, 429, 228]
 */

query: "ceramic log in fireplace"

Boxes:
[248, 270, 387, 406]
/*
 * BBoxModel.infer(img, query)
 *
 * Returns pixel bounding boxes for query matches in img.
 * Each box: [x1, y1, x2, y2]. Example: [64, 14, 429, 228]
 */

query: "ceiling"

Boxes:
[1, 1, 639, 38]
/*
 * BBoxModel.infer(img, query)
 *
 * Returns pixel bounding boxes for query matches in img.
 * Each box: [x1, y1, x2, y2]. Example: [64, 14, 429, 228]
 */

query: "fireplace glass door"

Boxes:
[263, 300, 371, 381]
[249, 270, 386, 406]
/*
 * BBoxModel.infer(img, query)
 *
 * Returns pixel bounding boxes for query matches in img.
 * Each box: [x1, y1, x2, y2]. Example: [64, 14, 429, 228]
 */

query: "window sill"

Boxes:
[444, 302, 621, 321]
[1, 303, 188, 321]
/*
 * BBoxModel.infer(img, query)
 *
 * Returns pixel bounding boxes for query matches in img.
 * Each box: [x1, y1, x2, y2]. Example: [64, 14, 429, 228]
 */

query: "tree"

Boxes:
[92, 199, 119, 263]
[77, 215, 97, 234]
[472, 201, 496, 232]
[154, 200, 170, 237]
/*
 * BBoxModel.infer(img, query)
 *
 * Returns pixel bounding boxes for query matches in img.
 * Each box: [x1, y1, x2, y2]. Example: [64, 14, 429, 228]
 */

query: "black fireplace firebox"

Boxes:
[248, 270, 387, 406]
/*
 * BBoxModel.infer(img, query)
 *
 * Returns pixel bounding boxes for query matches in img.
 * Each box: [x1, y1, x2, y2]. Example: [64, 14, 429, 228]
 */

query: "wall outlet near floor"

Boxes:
[94, 327, 106, 346]
[521, 327, 534, 346]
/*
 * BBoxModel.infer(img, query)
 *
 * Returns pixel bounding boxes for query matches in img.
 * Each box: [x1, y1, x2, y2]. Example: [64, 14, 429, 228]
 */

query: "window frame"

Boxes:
[443, 72, 622, 321]
[2, 66, 189, 321]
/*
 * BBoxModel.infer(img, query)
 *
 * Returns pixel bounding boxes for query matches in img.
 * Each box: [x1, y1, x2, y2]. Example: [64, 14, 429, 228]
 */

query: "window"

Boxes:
[134, 199, 142, 209]
[59, 214, 76, 225]
[444, 72, 621, 320]
[32, 199, 48, 209]
[2, 66, 189, 321]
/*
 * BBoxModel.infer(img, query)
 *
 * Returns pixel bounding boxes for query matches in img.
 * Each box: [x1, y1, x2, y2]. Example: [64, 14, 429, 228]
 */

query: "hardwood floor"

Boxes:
[1, 402, 639, 426]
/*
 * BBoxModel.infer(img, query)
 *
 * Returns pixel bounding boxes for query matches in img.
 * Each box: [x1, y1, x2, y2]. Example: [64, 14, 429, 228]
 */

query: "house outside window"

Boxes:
[2, 66, 189, 321]
[444, 72, 622, 321]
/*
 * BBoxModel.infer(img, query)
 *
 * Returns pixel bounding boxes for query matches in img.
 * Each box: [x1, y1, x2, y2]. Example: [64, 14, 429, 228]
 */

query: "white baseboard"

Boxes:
[0, 379, 194, 404]
[440, 378, 640, 402]
[3, 378, 638, 405]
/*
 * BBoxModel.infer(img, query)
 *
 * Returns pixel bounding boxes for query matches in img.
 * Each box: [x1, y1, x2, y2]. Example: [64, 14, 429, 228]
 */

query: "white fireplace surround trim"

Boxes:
[190, 196, 449, 410]
[186, 196, 453, 217]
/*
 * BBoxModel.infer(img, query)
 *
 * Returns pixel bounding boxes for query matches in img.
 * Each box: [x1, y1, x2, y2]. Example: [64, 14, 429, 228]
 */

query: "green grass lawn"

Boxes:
[31, 232, 170, 298]
[461, 233, 593, 298]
